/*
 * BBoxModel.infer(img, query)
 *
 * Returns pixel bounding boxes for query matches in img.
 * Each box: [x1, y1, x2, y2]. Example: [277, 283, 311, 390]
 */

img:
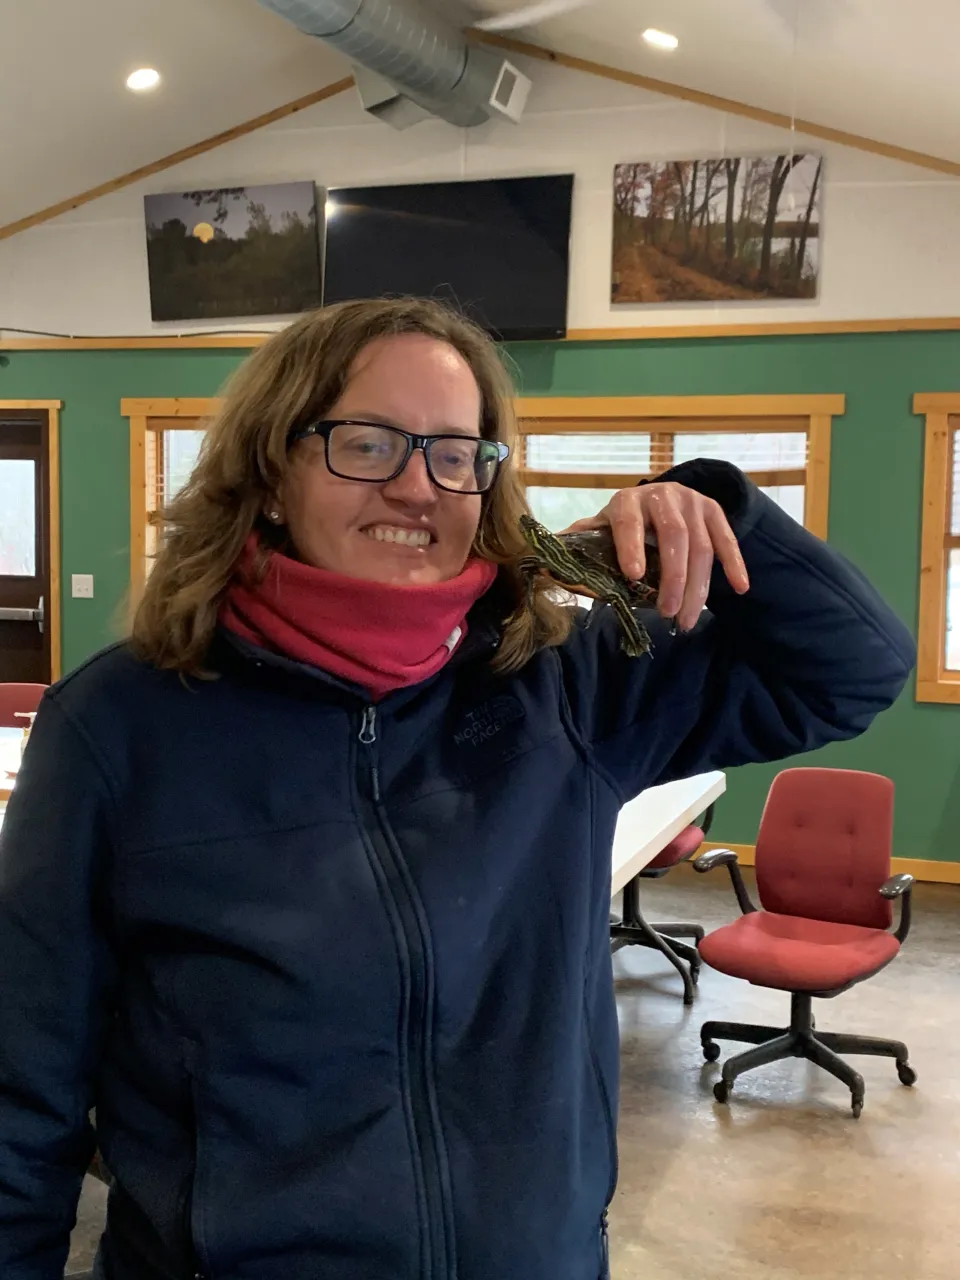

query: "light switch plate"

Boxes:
[72, 574, 94, 598]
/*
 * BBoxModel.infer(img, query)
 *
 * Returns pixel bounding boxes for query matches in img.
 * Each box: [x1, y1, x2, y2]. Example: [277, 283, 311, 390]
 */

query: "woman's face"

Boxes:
[273, 334, 485, 585]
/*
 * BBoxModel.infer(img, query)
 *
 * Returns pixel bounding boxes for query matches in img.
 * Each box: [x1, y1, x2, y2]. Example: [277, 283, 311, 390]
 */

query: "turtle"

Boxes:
[517, 514, 660, 658]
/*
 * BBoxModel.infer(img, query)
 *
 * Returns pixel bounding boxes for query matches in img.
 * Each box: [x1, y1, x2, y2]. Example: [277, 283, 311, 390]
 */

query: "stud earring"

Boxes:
[268, 510, 281, 521]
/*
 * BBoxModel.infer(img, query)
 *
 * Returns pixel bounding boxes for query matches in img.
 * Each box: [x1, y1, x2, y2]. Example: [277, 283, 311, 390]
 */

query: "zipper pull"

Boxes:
[359, 705, 377, 745]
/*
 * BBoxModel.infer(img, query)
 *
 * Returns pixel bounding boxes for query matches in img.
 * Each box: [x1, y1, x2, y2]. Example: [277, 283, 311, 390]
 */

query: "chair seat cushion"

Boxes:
[642, 825, 705, 873]
[699, 911, 900, 992]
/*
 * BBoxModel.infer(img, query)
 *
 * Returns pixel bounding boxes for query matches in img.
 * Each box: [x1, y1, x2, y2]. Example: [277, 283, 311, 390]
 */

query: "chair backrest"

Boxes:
[0, 683, 47, 728]
[755, 767, 894, 930]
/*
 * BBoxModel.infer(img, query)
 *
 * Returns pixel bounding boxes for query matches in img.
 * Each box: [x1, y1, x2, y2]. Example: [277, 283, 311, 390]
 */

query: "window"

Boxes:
[913, 395, 960, 703]
[0, 458, 37, 576]
[123, 398, 222, 601]
[144, 425, 207, 564]
[124, 394, 841, 607]
[516, 395, 840, 539]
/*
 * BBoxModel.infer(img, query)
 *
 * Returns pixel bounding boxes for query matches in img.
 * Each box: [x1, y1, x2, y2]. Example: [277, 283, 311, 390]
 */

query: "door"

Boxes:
[0, 410, 53, 682]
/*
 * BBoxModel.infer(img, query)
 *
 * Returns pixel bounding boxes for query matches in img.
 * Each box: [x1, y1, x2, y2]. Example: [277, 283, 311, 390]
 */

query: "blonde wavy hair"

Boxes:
[130, 297, 576, 675]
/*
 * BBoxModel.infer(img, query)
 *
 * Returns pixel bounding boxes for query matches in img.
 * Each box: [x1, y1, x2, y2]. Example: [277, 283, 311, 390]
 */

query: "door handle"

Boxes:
[0, 605, 42, 625]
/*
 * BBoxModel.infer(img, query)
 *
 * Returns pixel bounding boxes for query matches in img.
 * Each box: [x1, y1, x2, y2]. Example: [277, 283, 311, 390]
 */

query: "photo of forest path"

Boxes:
[144, 181, 321, 322]
[612, 154, 822, 304]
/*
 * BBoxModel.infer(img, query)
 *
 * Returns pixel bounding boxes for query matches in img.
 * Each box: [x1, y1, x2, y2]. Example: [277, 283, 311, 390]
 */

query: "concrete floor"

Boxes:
[610, 867, 960, 1280]
[67, 868, 960, 1279]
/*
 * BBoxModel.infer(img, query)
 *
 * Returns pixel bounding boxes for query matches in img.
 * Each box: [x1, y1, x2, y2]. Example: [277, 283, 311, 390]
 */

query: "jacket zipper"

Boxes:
[356, 705, 452, 1280]
[184, 1056, 212, 1280]
[600, 1208, 610, 1279]
[588, 1036, 619, 1209]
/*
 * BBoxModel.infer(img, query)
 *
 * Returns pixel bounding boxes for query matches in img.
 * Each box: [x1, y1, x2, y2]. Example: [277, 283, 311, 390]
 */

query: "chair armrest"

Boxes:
[692, 849, 735, 873]
[880, 873, 914, 944]
[692, 848, 758, 915]
[880, 873, 914, 898]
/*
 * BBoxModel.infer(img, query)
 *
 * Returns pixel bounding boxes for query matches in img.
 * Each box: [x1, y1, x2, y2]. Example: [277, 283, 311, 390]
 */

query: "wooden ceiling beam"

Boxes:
[0, 76, 355, 243]
[474, 32, 960, 180]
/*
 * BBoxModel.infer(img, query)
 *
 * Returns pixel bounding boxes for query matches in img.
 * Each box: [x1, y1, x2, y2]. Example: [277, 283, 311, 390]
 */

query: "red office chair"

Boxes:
[0, 682, 47, 728]
[611, 803, 715, 1005]
[693, 769, 915, 1118]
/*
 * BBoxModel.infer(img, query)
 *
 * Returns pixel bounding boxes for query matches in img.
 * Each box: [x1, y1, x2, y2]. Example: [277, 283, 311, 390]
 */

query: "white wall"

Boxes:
[2, 55, 960, 338]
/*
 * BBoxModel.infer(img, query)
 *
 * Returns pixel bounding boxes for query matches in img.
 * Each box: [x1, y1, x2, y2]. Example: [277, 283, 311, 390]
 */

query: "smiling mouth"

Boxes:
[363, 524, 434, 548]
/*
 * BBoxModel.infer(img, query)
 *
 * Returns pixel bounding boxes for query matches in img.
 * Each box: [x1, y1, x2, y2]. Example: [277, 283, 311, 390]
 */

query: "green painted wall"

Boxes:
[2, 330, 958, 861]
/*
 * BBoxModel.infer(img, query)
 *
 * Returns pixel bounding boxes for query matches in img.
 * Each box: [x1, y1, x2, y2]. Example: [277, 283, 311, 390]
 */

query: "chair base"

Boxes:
[702, 992, 916, 1117]
[611, 881, 703, 1005]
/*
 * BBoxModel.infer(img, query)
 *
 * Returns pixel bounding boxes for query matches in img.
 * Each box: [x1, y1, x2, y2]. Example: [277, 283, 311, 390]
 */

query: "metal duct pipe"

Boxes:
[258, 0, 531, 128]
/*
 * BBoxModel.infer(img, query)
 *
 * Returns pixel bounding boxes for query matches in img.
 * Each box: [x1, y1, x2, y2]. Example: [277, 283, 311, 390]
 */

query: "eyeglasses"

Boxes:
[288, 420, 509, 495]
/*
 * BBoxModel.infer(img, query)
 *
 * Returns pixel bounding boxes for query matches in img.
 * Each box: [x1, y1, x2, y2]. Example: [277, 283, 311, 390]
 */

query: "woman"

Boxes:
[0, 299, 913, 1280]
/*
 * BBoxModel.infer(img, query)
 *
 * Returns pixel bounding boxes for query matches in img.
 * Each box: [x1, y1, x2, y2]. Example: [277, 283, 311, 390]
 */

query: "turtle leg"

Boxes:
[516, 559, 539, 613]
[608, 593, 652, 658]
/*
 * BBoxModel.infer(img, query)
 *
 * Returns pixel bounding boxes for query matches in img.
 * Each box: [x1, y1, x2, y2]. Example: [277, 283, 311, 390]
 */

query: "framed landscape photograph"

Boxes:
[612, 154, 823, 304]
[144, 181, 321, 321]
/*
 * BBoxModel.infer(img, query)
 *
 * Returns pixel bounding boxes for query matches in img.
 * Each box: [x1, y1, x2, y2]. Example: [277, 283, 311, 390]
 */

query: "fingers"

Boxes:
[642, 488, 687, 617]
[603, 494, 647, 581]
[557, 483, 749, 632]
[704, 502, 750, 595]
[644, 488, 749, 628]
[675, 512, 714, 631]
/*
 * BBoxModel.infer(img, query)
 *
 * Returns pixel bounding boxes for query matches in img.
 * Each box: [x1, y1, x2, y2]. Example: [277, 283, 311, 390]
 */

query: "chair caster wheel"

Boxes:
[851, 1097, 863, 1119]
[702, 1041, 721, 1063]
[713, 1080, 730, 1104]
[897, 1063, 917, 1087]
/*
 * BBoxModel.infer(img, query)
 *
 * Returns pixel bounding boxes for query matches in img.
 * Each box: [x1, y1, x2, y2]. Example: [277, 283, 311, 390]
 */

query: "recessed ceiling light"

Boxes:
[642, 28, 679, 51]
[126, 68, 161, 92]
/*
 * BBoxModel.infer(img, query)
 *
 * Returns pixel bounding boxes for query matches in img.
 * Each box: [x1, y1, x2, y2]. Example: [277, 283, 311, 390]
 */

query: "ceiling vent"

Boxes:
[258, 0, 532, 128]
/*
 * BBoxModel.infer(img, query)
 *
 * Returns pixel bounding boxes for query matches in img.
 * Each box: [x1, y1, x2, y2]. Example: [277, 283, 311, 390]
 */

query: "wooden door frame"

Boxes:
[0, 400, 62, 680]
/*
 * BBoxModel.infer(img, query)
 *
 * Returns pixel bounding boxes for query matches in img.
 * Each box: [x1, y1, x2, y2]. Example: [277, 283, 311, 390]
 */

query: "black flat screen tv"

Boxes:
[322, 174, 574, 341]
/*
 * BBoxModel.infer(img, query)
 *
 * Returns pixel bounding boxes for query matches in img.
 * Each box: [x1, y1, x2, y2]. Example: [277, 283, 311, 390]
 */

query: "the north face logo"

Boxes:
[453, 695, 525, 748]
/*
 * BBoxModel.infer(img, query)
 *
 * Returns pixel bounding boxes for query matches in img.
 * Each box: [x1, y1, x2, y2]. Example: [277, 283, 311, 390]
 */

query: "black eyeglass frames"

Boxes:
[288, 420, 509, 495]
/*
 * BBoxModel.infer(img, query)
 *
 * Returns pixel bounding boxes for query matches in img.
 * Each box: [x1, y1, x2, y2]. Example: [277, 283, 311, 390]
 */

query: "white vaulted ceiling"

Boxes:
[473, 0, 960, 162]
[0, 0, 344, 227]
[2, 0, 959, 229]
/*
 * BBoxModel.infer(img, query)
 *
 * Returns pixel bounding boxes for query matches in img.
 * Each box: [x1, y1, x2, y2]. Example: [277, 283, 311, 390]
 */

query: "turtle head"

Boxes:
[519, 514, 560, 557]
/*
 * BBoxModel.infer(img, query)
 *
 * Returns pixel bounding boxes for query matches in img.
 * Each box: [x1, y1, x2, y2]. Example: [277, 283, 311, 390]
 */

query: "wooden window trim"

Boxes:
[516, 394, 839, 541]
[912, 394, 960, 704]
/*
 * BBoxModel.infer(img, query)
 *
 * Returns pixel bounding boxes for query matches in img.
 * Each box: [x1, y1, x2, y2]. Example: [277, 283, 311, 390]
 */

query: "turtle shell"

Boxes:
[556, 527, 662, 594]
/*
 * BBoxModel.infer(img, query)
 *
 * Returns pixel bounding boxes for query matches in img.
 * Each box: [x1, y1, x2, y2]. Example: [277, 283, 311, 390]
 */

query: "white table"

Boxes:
[611, 771, 726, 896]
[0, 726, 20, 808]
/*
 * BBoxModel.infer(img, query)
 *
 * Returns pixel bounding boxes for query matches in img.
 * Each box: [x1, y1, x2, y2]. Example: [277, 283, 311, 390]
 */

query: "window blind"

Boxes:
[524, 434, 651, 473]
[672, 432, 807, 471]
[524, 430, 807, 476]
